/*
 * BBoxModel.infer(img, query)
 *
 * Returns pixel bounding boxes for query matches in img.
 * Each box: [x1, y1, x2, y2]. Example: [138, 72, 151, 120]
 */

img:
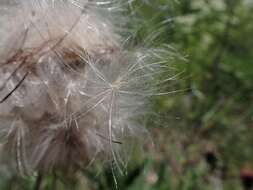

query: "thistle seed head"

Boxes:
[0, 0, 171, 176]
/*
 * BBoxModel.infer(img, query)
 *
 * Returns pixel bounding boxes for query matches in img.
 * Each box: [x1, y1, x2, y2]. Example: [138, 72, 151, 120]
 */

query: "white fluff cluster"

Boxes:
[0, 0, 168, 175]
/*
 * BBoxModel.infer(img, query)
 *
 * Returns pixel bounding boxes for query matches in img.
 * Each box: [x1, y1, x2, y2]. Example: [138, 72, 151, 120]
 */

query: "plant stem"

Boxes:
[34, 173, 43, 190]
[51, 173, 57, 190]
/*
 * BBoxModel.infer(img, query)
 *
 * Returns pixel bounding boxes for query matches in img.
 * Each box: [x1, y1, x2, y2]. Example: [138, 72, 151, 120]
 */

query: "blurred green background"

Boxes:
[98, 0, 253, 189]
[127, 0, 253, 189]
[2, 0, 253, 189]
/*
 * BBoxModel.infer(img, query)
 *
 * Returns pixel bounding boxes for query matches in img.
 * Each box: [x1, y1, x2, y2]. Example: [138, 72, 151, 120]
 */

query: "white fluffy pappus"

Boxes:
[0, 0, 174, 176]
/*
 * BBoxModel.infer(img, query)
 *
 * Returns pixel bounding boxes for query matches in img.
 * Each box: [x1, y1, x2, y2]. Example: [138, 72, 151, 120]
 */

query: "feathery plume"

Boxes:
[0, 0, 173, 177]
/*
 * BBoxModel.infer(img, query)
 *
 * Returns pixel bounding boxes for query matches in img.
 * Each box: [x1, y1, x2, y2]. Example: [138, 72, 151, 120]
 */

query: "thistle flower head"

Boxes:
[0, 0, 172, 176]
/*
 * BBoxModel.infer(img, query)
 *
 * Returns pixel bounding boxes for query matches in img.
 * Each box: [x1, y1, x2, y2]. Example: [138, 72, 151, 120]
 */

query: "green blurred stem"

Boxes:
[34, 173, 43, 190]
[51, 173, 57, 190]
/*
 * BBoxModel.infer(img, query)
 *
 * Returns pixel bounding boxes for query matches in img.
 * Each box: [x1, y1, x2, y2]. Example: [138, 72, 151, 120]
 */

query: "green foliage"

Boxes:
[123, 0, 253, 189]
